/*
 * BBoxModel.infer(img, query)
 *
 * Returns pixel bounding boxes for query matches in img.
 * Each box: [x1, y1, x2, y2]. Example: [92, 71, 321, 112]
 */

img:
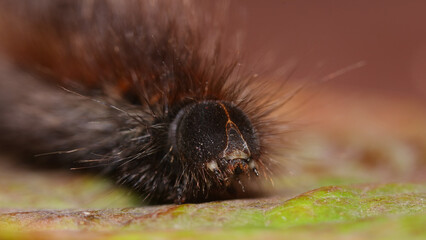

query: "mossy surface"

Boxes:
[0, 183, 424, 239]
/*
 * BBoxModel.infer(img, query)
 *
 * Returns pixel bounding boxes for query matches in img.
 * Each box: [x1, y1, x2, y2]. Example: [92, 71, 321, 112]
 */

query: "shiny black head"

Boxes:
[169, 100, 260, 177]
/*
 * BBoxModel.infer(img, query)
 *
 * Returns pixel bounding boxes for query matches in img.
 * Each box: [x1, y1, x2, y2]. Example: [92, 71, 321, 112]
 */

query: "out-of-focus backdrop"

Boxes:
[232, 0, 426, 103]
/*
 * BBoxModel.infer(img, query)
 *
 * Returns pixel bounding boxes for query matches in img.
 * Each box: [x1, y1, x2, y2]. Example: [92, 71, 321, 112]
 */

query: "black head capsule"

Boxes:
[169, 100, 260, 177]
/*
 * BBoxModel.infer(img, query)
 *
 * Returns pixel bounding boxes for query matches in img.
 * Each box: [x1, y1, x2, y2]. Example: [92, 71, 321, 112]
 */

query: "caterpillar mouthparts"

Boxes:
[170, 100, 259, 176]
[0, 0, 288, 204]
[169, 100, 261, 201]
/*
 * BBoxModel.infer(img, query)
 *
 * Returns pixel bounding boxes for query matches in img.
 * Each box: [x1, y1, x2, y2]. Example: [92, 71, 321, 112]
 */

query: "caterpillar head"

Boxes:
[169, 100, 261, 180]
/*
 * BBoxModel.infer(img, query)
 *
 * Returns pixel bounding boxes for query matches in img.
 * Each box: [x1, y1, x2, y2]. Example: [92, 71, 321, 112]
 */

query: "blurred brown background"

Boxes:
[232, 0, 426, 104]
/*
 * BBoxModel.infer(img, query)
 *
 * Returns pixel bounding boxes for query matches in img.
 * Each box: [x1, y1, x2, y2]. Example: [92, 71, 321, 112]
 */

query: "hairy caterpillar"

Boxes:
[0, 0, 291, 204]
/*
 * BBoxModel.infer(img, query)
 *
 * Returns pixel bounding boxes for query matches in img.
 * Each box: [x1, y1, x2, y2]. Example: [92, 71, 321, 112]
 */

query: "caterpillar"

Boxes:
[0, 0, 291, 204]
